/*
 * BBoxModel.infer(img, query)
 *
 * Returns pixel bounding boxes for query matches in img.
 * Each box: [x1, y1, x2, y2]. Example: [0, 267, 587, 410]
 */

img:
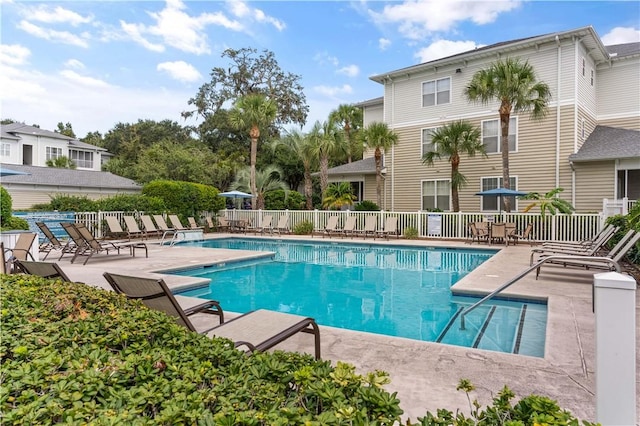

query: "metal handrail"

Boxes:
[459, 255, 621, 329]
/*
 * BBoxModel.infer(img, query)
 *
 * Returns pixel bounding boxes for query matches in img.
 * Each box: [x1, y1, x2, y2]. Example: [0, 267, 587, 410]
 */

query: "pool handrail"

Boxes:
[458, 255, 622, 330]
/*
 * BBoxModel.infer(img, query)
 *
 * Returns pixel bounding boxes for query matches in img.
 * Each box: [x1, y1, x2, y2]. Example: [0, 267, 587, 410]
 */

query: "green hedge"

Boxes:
[1, 275, 402, 424]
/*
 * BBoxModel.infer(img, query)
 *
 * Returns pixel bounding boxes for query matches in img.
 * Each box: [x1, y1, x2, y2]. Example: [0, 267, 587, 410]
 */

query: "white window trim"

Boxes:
[479, 176, 519, 212]
[420, 126, 441, 157]
[0, 143, 10, 157]
[480, 116, 518, 154]
[421, 178, 451, 211]
[45, 146, 63, 161]
[421, 76, 451, 107]
[69, 149, 94, 169]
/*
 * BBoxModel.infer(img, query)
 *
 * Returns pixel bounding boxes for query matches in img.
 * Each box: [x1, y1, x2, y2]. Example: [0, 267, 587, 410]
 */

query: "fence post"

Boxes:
[593, 272, 636, 426]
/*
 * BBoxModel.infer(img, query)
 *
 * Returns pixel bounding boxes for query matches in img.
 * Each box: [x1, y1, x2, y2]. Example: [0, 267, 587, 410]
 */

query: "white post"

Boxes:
[594, 272, 637, 426]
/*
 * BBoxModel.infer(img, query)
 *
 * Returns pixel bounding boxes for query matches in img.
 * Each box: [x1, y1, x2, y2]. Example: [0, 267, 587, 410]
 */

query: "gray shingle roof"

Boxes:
[326, 157, 378, 175]
[0, 163, 141, 189]
[606, 42, 640, 58]
[569, 126, 640, 162]
[1, 123, 106, 151]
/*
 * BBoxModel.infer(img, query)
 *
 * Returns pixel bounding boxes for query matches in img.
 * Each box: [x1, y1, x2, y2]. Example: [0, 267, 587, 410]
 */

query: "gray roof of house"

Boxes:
[569, 126, 640, 162]
[606, 42, 640, 58]
[1, 123, 106, 152]
[0, 163, 141, 189]
[326, 157, 378, 176]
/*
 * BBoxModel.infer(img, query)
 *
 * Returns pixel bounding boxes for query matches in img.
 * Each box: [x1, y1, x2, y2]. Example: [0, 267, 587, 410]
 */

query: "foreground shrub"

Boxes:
[0, 187, 29, 230]
[293, 220, 314, 235]
[1, 275, 403, 424]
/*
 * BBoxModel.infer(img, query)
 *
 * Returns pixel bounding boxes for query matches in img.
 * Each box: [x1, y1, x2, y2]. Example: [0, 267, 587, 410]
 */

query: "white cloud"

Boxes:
[415, 39, 484, 63]
[25, 5, 93, 26]
[313, 84, 353, 98]
[228, 0, 286, 31]
[120, 21, 165, 52]
[313, 52, 339, 67]
[64, 59, 85, 70]
[157, 61, 202, 83]
[59, 70, 110, 88]
[379, 38, 391, 51]
[337, 64, 360, 77]
[0, 44, 31, 66]
[370, 0, 521, 40]
[601, 26, 640, 45]
[17, 20, 90, 48]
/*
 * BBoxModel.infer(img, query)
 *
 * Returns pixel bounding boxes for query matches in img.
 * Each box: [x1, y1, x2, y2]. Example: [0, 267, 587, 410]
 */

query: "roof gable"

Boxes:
[0, 163, 141, 189]
[569, 126, 640, 162]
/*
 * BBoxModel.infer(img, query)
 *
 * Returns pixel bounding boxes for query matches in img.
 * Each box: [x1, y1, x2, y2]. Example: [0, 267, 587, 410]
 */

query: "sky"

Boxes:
[1, 0, 639, 139]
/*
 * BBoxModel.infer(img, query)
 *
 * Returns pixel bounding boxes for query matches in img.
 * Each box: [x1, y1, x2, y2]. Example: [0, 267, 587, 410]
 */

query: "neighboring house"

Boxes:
[0, 163, 141, 209]
[0, 123, 140, 209]
[1, 123, 108, 170]
[329, 26, 639, 213]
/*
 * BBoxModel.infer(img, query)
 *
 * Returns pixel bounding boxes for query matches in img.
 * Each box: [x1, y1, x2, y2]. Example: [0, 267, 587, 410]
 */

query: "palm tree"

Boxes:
[464, 57, 551, 212]
[422, 120, 486, 212]
[228, 94, 278, 209]
[522, 187, 575, 218]
[358, 122, 398, 208]
[308, 119, 346, 199]
[329, 104, 363, 163]
[46, 156, 76, 169]
[322, 182, 356, 210]
[232, 165, 288, 210]
[271, 130, 317, 210]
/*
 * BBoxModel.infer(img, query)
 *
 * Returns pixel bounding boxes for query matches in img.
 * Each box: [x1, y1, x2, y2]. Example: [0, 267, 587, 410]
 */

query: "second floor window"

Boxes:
[480, 177, 517, 211]
[482, 117, 516, 153]
[421, 127, 440, 157]
[70, 150, 94, 168]
[0, 143, 10, 157]
[422, 77, 450, 107]
[46, 146, 63, 161]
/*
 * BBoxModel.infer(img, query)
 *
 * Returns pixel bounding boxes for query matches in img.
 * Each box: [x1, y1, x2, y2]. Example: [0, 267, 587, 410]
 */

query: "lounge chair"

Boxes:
[168, 215, 189, 230]
[122, 216, 147, 240]
[540, 223, 616, 250]
[206, 216, 229, 233]
[3, 232, 37, 272]
[321, 216, 339, 238]
[273, 216, 290, 235]
[67, 223, 147, 265]
[357, 215, 378, 239]
[468, 222, 489, 244]
[529, 225, 618, 265]
[254, 215, 274, 235]
[36, 221, 76, 260]
[535, 230, 640, 279]
[153, 215, 178, 241]
[104, 216, 130, 240]
[375, 217, 398, 240]
[0, 242, 6, 274]
[103, 272, 320, 359]
[507, 223, 533, 246]
[140, 215, 162, 239]
[14, 259, 72, 281]
[340, 216, 358, 239]
[188, 217, 200, 229]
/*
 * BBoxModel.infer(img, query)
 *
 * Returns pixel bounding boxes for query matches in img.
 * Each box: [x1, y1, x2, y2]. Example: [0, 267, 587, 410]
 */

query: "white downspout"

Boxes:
[390, 78, 395, 211]
[555, 35, 561, 190]
[572, 37, 579, 204]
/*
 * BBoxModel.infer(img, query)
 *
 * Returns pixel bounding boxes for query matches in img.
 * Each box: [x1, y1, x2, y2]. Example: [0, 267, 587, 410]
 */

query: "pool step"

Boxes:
[437, 298, 546, 356]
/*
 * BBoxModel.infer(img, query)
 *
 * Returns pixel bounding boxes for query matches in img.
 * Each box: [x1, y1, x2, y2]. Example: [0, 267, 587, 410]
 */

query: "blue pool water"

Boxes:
[172, 238, 547, 356]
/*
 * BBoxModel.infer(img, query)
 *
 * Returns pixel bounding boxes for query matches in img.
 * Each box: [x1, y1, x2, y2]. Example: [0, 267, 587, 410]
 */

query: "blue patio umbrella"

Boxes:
[475, 187, 528, 215]
[219, 190, 254, 199]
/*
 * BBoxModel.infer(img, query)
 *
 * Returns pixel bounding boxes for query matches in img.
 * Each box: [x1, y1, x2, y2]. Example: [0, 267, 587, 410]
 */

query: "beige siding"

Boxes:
[4, 186, 140, 209]
[573, 161, 615, 212]
[597, 57, 640, 118]
[597, 116, 640, 130]
[577, 107, 598, 150]
[363, 104, 383, 126]
[576, 44, 597, 116]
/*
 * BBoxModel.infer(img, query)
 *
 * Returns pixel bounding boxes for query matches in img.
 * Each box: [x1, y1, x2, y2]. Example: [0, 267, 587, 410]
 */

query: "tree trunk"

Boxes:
[499, 105, 511, 212]
[249, 126, 259, 210]
[451, 155, 460, 212]
[375, 148, 382, 207]
[320, 156, 329, 199]
[304, 168, 313, 210]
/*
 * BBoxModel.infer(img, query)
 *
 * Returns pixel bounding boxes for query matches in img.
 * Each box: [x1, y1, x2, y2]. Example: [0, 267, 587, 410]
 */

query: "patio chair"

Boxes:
[535, 230, 640, 279]
[273, 216, 290, 235]
[254, 215, 274, 235]
[507, 223, 533, 246]
[340, 216, 358, 239]
[13, 259, 72, 281]
[3, 232, 37, 273]
[188, 217, 200, 229]
[122, 216, 147, 240]
[468, 222, 489, 244]
[529, 225, 618, 265]
[153, 215, 178, 241]
[103, 272, 320, 359]
[375, 217, 398, 240]
[207, 216, 230, 233]
[540, 223, 616, 250]
[321, 216, 339, 238]
[36, 221, 76, 260]
[356, 215, 378, 239]
[0, 242, 6, 274]
[140, 215, 162, 239]
[104, 216, 130, 240]
[69, 223, 147, 265]
[489, 223, 507, 245]
[168, 215, 189, 230]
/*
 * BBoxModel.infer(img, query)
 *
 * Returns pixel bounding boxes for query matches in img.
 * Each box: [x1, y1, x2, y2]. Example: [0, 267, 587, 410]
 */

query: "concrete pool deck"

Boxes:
[45, 233, 639, 424]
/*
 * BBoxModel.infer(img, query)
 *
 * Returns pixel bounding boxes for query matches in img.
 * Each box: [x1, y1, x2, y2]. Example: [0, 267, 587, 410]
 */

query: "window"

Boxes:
[350, 181, 364, 203]
[422, 77, 450, 107]
[46, 146, 63, 161]
[69, 150, 94, 168]
[590, 69, 594, 86]
[582, 57, 585, 76]
[581, 119, 585, 141]
[422, 180, 450, 211]
[480, 177, 517, 211]
[482, 117, 516, 153]
[421, 127, 440, 156]
[0, 143, 10, 157]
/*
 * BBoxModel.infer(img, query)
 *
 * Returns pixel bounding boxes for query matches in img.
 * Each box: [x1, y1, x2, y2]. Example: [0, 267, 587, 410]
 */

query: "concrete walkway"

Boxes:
[42, 234, 639, 424]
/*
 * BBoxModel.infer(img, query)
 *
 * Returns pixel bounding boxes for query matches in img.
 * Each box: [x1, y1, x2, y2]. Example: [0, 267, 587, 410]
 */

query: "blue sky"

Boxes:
[1, 0, 639, 138]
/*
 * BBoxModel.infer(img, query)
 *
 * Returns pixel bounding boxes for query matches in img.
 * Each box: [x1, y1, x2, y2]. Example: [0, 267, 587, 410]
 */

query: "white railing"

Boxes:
[603, 197, 637, 218]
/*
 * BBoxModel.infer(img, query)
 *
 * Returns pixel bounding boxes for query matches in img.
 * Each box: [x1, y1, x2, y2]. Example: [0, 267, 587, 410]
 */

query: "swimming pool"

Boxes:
[172, 238, 547, 357]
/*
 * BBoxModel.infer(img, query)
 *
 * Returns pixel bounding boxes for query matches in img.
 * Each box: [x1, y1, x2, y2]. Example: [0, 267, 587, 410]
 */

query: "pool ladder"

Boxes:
[458, 255, 621, 330]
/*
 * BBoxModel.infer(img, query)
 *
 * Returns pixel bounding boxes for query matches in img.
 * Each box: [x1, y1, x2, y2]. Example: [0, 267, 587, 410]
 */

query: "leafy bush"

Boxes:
[403, 226, 419, 239]
[29, 194, 98, 212]
[0, 186, 13, 226]
[142, 180, 225, 219]
[354, 200, 380, 211]
[2, 216, 29, 231]
[264, 189, 305, 210]
[293, 220, 314, 235]
[1, 275, 404, 425]
[95, 193, 166, 213]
